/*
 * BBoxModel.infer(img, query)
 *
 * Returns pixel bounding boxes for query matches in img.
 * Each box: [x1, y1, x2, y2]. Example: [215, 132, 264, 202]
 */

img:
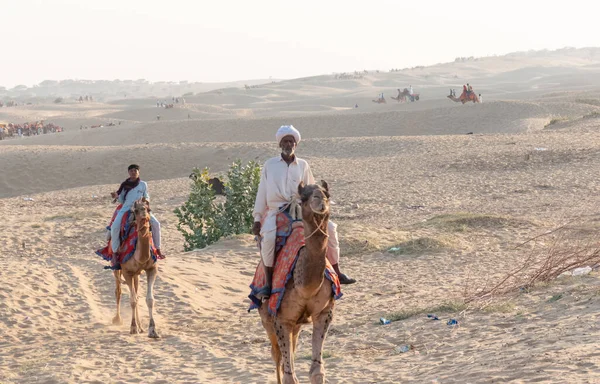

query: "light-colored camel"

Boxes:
[259, 181, 335, 384]
[112, 198, 160, 338]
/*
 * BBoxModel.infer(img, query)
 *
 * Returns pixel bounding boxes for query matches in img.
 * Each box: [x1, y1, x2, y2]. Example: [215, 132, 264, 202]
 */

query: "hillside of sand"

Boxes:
[3, 48, 600, 383]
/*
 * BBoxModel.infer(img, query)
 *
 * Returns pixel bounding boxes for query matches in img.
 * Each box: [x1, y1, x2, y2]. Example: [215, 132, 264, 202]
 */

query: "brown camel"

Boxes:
[259, 181, 335, 384]
[392, 88, 420, 102]
[448, 91, 480, 104]
[112, 198, 160, 338]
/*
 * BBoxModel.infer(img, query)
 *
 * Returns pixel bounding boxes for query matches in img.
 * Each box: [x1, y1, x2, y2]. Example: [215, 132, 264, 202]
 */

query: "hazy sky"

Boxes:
[2, 0, 597, 88]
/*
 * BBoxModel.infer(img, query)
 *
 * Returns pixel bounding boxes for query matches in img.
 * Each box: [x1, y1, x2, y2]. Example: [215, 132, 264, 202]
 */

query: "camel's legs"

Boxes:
[267, 330, 283, 384]
[146, 267, 160, 339]
[274, 319, 298, 384]
[133, 275, 144, 332]
[309, 303, 334, 384]
[123, 272, 140, 334]
[112, 270, 123, 325]
[292, 325, 301, 355]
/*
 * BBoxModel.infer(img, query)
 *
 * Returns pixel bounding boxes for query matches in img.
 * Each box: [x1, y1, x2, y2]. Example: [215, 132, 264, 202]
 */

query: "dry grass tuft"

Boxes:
[388, 236, 452, 255]
[385, 301, 467, 322]
[339, 224, 408, 256]
[425, 212, 523, 232]
[300, 351, 333, 360]
[575, 98, 600, 107]
[482, 301, 516, 313]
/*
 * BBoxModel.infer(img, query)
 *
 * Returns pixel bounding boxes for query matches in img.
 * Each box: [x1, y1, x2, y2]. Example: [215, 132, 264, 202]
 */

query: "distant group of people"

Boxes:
[334, 71, 368, 80]
[0, 122, 63, 140]
[448, 84, 475, 97]
[78, 95, 94, 103]
[156, 96, 185, 108]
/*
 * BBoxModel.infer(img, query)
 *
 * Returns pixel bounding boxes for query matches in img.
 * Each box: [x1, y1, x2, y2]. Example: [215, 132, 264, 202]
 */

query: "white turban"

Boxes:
[276, 125, 301, 144]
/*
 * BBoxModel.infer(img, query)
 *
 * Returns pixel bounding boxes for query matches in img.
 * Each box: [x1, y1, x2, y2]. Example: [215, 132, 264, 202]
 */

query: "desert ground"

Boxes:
[3, 48, 600, 383]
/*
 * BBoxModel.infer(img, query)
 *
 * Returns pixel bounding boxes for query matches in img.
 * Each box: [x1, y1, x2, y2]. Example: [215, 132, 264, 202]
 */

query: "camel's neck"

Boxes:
[136, 217, 152, 264]
[295, 215, 329, 294]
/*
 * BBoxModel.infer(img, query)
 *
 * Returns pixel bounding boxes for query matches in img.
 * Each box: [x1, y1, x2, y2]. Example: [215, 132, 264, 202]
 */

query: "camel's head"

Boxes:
[298, 180, 330, 219]
[132, 198, 150, 224]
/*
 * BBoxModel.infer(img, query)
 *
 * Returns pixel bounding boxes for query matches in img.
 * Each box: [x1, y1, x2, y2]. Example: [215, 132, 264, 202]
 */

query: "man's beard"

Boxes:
[282, 148, 294, 157]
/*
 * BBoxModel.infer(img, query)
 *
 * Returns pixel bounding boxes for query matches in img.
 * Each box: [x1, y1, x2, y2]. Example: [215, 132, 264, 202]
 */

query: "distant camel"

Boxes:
[391, 88, 420, 102]
[372, 97, 387, 104]
[448, 91, 480, 104]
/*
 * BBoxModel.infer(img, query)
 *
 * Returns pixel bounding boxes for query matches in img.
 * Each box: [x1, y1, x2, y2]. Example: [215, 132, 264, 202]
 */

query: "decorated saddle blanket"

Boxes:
[248, 211, 342, 316]
[96, 204, 163, 270]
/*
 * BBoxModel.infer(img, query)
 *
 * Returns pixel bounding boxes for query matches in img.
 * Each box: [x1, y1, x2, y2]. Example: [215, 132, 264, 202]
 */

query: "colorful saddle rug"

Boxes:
[95, 204, 163, 270]
[248, 211, 342, 316]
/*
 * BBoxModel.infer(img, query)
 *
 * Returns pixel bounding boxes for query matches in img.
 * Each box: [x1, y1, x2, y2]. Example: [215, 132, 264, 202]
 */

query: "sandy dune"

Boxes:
[3, 48, 600, 383]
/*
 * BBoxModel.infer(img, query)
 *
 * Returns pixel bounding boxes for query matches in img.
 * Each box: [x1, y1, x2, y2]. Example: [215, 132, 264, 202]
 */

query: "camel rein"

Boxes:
[304, 215, 329, 239]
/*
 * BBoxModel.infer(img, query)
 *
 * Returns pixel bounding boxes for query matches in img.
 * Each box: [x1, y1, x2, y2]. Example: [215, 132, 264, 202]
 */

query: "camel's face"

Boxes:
[132, 198, 150, 221]
[298, 181, 330, 216]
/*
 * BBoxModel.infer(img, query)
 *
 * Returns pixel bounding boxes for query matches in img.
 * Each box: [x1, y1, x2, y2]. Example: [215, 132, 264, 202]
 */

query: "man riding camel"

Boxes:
[252, 125, 356, 299]
[109, 164, 163, 267]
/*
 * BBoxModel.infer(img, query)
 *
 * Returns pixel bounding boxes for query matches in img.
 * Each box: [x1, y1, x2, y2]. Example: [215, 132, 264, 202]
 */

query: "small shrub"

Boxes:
[547, 293, 563, 303]
[544, 117, 568, 128]
[583, 111, 600, 119]
[575, 98, 600, 107]
[464, 222, 600, 303]
[174, 168, 224, 250]
[219, 160, 261, 236]
[54, 97, 63, 104]
[175, 160, 261, 251]
[300, 351, 333, 360]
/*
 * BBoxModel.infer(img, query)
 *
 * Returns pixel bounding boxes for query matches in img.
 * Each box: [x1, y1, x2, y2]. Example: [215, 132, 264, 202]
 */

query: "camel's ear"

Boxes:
[298, 181, 305, 196]
[320, 180, 329, 193]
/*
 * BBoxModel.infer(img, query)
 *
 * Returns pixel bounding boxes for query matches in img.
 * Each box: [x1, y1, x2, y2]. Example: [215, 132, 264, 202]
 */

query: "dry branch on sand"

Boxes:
[464, 221, 600, 303]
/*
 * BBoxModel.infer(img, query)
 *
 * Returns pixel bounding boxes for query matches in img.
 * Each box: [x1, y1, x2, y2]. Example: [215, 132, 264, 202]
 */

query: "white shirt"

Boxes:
[118, 181, 149, 210]
[253, 155, 315, 222]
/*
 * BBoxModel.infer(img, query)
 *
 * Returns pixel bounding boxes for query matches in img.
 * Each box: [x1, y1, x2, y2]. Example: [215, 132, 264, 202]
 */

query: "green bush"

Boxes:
[174, 160, 261, 251]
